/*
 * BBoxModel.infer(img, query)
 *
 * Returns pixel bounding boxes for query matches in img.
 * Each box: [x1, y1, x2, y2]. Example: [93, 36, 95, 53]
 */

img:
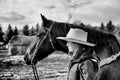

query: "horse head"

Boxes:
[24, 14, 69, 65]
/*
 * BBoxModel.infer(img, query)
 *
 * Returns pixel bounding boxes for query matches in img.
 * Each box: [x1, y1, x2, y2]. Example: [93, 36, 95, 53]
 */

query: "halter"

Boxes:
[31, 22, 56, 80]
[44, 22, 57, 50]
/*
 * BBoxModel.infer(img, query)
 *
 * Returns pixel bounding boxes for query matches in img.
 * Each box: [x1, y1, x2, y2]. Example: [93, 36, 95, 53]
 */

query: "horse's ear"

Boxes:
[40, 14, 48, 22]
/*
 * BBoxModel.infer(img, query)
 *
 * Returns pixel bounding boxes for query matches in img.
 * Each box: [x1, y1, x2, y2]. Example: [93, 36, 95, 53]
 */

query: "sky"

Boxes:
[0, 0, 120, 31]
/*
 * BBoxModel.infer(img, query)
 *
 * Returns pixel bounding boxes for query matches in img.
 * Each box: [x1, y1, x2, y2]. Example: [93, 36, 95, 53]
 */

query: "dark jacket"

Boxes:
[67, 48, 98, 80]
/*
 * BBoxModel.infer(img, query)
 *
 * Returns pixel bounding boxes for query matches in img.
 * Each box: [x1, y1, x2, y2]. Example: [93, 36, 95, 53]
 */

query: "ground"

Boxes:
[0, 51, 70, 80]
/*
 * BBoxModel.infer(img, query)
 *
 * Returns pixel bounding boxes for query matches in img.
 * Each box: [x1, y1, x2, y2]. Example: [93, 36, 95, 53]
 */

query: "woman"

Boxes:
[57, 28, 98, 80]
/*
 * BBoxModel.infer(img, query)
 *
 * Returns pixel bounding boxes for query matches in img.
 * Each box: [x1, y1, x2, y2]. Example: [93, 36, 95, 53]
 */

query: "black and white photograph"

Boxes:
[0, 0, 120, 80]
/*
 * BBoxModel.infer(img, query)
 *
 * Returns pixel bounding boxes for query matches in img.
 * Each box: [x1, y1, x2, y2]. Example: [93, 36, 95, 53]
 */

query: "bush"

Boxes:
[11, 46, 19, 55]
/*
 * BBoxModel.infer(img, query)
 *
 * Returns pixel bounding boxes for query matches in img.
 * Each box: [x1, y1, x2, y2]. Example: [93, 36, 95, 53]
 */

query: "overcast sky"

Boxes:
[0, 0, 120, 31]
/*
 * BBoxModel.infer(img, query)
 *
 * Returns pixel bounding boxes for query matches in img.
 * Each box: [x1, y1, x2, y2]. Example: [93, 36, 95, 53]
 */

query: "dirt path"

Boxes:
[0, 53, 70, 80]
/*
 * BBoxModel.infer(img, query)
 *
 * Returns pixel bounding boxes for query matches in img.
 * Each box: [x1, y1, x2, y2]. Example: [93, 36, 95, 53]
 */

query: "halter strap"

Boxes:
[47, 22, 57, 50]
[31, 22, 55, 64]
[31, 22, 56, 80]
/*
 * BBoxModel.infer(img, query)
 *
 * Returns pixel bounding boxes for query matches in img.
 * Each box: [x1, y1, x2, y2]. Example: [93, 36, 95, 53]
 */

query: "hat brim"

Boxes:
[57, 37, 95, 47]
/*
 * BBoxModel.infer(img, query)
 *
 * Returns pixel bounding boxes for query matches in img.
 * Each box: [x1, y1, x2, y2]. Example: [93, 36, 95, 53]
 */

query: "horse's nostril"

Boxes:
[24, 56, 26, 61]
[24, 55, 32, 65]
[24, 55, 29, 63]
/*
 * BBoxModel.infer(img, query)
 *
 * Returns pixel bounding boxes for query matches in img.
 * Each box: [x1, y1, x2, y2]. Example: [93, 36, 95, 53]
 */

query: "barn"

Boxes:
[8, 35, 36, 55]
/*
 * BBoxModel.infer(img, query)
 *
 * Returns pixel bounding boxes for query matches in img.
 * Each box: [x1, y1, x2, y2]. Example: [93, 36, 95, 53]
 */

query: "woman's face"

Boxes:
[66, 42, 79, 54]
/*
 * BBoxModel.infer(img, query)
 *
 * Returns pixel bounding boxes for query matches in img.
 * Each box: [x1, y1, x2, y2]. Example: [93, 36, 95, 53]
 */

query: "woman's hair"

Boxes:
[74, 44, 94, 59]
[70, 42, 95, 60]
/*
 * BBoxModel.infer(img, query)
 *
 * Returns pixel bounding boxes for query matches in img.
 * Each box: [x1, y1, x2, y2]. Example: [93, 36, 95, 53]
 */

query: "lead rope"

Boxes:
[31, 22, 55, 80]
[31, 38, 44, 80]
[31, 33, 48, 80]
[28, 38, 39, 80]
[31, 39, 40, 80]
[32, 64, 39, 80]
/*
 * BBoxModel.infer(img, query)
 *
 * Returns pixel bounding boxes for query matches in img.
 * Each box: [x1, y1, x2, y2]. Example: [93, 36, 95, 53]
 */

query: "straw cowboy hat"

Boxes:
[57, 28, 95, 47]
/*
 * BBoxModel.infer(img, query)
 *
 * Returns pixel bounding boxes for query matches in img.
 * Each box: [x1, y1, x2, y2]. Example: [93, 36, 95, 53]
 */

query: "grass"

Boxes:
[0, 52, 70, 80]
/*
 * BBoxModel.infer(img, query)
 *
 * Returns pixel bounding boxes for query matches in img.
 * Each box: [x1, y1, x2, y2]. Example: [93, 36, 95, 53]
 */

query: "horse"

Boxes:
[24, 14, 99, 80]
[38, 15, 120, 80]
[24, 14, 71, 65]
[24, 14, 120, 80]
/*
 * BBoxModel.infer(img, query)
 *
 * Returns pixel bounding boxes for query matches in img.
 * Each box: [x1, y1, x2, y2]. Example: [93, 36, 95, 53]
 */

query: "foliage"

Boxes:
[80, 23, 85, 27]
[4, 24, 14, 44]
[22, 25, 29, 36]
[35, 23, 40, 34]
[106, 20, 115, 32]
[0, 24, 4, 42]
[29, 26, 35, 36]
[14, 26, 19, 35]
[100, 22, 105, 30]
[11, 46, 18, 55]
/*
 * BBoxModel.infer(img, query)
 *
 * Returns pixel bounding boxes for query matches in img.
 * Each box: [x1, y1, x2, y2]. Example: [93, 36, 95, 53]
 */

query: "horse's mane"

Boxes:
[51, 22, 71, 37]
[41, 14, 120, 55]
[86, 28, 120, 54]
[52, 21, 120, 54]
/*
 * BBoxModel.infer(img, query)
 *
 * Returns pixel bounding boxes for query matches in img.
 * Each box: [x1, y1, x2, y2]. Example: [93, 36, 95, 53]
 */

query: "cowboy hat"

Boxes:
[57, 28, 95, 47]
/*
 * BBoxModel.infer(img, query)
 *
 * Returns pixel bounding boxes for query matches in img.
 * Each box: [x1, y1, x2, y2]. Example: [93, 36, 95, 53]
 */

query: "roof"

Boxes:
[9, 35, 36, 46]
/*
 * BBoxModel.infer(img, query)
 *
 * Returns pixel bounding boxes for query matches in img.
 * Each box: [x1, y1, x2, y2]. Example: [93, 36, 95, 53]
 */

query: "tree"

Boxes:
[14, 26, 19, 35]
[0, 24, 4, 42]
[100, 22, 105, 30]
[29, 26, 35, 36]
[80, 23, 85, 27]
[4, 24, 14, 44]
[106, 20, 115, 32]
[22, 25, 29, 36]
[35, 23, 40, 34]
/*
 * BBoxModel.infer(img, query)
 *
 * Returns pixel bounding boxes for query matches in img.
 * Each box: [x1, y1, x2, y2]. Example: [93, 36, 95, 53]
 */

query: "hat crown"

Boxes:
[67, 29, 88, 42]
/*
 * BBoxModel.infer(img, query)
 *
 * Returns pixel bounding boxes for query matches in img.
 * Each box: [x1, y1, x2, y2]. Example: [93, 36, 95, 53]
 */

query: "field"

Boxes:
[0, 51, 70, 80]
